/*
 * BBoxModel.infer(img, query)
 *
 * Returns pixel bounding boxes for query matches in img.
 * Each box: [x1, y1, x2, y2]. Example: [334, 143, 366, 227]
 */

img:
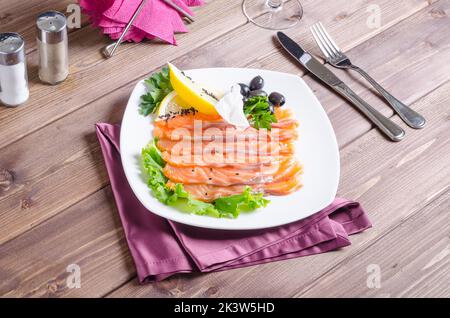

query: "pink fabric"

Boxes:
[79, 0, 204, 44]
[96, 123, 372, 283]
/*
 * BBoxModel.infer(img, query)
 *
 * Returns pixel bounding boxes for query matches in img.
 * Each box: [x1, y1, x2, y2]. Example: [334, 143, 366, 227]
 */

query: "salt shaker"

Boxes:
[0, 33, 29, 107]
[36, 11, 69, 85]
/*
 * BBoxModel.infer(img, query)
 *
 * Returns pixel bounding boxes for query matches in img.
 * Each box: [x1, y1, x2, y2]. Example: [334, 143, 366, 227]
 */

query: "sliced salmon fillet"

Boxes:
[156, 112, 222, 129]
[161, 150, 292, 167]
[154, 107, 299, 142]
[167, 182, 252, 202]
[157, 139, 293, 156]
[155, 107, 295, 129]
[263, 170, 303, 195]
[153, 125, 298, 142]
[167, 171, 302, 202]
[163, 157, 300, 186]
[156, 117, 298, 131]
[155, 117, 298, 132]
[156, 105, 303, 202]
[274, 107, 295, 120]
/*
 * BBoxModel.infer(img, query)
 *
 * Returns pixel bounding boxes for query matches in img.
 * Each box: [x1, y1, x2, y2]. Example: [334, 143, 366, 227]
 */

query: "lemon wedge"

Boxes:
[168, 62, 222, 115]
[156, 91, 190, 120]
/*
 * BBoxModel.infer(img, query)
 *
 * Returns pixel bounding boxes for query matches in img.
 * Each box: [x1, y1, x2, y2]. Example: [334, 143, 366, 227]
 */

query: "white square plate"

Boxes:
[120, 68, 339, 230]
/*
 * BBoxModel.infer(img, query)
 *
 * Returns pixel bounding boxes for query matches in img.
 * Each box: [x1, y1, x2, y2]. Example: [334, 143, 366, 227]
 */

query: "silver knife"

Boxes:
[277, 32, 405, 142]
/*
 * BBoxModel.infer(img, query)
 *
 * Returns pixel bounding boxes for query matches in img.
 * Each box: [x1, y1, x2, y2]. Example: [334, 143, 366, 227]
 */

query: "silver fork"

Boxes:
[310, 22, 426, 129]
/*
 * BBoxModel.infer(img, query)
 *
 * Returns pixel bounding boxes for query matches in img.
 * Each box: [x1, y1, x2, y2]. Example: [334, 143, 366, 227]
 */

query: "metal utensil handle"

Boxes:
[334, 82, 405, 142]
[162, 0, 195, 22]
[109, 0, 149, 56]
[352, 66, 426, 129]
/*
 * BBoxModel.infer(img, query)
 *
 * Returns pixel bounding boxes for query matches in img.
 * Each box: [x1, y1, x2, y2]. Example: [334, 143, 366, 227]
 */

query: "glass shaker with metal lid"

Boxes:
[0, 33, 29, 107]
[36, 11, 69, 85]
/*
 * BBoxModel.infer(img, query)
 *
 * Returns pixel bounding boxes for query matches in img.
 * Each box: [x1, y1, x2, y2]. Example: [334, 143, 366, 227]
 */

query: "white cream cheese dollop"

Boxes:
[214, 84, 250, 130]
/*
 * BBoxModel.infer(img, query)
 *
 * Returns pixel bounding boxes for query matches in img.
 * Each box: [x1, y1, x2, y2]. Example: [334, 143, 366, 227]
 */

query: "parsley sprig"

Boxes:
[139, 67, 173, 116]
[243, 96, 277, 130]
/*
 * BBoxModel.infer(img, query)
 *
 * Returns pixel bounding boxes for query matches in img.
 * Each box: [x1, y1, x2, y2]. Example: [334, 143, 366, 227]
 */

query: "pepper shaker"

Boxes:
[36, 11, 69, 85]
[0, 33, 29, 107]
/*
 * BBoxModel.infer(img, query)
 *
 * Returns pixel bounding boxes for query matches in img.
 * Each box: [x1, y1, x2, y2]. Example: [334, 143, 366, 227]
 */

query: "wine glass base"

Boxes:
[243, 0, 303, 30]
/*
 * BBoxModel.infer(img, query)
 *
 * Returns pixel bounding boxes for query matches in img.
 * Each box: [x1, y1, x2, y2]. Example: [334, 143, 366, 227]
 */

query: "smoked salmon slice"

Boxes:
[163, 157, 300, 186]
[156, 104, 302, 201]
[161, 151, 292, 167]
[155, 107, 295, 129]
[167, 168, 302, 202]
[157, 138, 294, 156]
[153, 125, 298, 142]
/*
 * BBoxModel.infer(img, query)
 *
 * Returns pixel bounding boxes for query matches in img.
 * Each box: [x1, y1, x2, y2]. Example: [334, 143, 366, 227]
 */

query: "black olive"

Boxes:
[268, 102, 275, 114]
[268, 92, 286, 107]
[248, 89, 267, 97]
[249, 76, 264, 91]
[238, 83, 250, 97]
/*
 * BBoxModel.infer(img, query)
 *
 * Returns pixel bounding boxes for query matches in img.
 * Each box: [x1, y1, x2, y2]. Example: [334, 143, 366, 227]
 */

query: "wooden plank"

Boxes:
[0, 187, 136, 297]
[0, 0, 432, 149]
[0, 0, 437, 245]
[0, 85, 126, 244]
[1, 77, 447, 298]
[108, 78, 450, 298]
[298, 190, 450, 298]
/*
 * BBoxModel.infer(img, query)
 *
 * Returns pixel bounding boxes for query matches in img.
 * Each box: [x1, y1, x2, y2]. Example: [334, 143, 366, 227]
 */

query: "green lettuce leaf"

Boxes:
[214, 187, 270, 218]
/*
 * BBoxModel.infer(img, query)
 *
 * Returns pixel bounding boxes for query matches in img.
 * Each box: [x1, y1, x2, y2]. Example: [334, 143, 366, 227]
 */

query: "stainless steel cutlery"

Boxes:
[102, 0, 149, 59]
[102, 0, 194, 59]
[310, 22, 426, 129]
[162, 0, 195, 23]
[277, 31, 405, 142]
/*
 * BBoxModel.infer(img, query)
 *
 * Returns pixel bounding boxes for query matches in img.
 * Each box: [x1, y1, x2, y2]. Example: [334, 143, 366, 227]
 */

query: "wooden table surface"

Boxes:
[0, 0, 449, 298]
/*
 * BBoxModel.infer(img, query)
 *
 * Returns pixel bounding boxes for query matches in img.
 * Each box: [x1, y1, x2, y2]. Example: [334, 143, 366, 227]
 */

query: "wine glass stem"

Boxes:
[266, 0, 283, 11]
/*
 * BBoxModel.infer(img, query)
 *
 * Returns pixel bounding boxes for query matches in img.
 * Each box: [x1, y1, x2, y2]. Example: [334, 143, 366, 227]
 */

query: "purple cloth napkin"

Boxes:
[79, 0, 204, 44]
[96, 123, 372, 283]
